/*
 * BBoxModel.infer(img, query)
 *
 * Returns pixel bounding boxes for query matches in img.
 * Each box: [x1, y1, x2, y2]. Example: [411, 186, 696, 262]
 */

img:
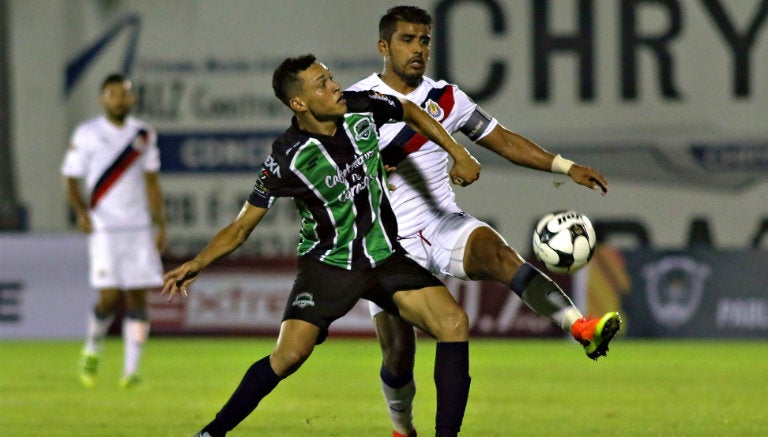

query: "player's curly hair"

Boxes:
[272, 53, 317, 107]
[379, 5, 432, 42]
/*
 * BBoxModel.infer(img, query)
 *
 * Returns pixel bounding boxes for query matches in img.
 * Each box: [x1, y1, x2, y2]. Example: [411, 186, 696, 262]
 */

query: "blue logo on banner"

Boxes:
[159, 131, 282, 173]
[691, 143, 768, 171]
[64, 14, 142, 97]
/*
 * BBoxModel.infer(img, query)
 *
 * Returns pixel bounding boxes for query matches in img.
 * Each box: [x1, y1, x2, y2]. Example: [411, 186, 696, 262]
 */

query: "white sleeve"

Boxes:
[142, 125, 161, 172]
[60, 127, 88, 177]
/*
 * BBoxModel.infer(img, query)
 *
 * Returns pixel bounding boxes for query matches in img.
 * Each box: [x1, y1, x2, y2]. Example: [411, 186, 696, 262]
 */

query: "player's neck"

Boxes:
[105, 114, 127, 127]
[379, 71, 419, 96]
[296, 114, 337, 137]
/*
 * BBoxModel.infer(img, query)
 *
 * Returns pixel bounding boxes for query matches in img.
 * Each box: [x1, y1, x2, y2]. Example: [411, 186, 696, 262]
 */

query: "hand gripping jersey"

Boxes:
[347, 74, 498, 237]
[248, 91, 405, 270]
[61, 115, 160, 232]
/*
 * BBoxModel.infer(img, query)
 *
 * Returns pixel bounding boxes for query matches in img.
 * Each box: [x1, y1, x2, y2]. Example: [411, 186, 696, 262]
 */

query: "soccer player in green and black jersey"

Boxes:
[163, 54, 481, 437]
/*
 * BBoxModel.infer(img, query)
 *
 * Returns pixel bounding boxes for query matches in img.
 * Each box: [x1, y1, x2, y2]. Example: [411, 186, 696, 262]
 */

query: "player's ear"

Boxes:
[289, 97, 306, 113]
[377, 39, 389, 56]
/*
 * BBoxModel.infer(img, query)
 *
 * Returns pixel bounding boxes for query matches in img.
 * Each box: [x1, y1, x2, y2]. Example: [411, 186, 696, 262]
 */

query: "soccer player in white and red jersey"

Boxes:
[61, 73, 166, 389]
[347, 6, 621, 437]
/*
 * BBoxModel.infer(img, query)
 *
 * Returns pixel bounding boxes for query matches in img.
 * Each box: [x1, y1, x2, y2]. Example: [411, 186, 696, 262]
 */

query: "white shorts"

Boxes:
[88, 228, 163, 290]
[368, 211, 507, 317]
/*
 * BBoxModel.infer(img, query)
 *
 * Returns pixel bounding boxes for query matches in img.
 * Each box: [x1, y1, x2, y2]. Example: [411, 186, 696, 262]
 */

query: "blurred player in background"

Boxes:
[163, 54, 480, 437]
[347, 6, 620, 436]
[61, 73, 166, 389]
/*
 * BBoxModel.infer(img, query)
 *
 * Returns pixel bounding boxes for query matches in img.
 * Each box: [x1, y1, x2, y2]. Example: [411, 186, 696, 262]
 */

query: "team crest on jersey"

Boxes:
[353, 118, 374, 142]
[423, 99, 444, 120]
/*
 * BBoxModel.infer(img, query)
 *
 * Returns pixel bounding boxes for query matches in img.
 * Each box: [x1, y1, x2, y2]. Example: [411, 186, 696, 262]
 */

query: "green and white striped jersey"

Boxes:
[248, 91, 405, 270]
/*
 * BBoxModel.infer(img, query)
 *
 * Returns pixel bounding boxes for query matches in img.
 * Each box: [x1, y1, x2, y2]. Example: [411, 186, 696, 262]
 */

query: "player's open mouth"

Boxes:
[408, 58, 424, 68]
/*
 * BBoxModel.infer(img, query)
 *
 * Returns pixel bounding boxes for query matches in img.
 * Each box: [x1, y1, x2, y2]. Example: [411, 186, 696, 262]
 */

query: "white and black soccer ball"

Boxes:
[532, 210, 596, 274]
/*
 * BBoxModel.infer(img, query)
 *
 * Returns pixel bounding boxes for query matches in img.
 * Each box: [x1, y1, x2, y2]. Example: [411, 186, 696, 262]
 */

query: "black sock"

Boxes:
[508, 262, 539, 297]
[93, 306, 112, 320]
[203, 355, 281, 436]
[434, 341, 470, 437]
[508, 262, 575, 323]
[124, 308, 148, 321]
[381, 363, 413, 389]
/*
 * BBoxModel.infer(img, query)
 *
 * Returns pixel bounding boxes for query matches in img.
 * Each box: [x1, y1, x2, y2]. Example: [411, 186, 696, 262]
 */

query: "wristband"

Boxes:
[551, 154, 574, 175]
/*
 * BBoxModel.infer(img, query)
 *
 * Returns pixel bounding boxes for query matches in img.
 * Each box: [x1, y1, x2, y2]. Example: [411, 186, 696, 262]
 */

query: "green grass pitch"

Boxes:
[2, 337, 766, 436]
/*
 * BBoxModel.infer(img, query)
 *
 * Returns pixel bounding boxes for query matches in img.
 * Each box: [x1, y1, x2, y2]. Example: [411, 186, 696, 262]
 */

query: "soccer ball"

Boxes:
[532, 210, 596, 274]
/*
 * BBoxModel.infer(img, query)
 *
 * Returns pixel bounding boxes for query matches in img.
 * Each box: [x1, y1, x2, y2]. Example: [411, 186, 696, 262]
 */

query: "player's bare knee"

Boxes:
[497, 245, 525, 279]
[467, 232, 523, 281]
[271, 347, 312, 377]
[433, 307, 469, 342]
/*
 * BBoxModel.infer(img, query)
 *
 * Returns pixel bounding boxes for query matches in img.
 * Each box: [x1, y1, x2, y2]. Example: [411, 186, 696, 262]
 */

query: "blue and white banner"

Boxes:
[158, 131, 281, 173]
[580, 247, 768, 338]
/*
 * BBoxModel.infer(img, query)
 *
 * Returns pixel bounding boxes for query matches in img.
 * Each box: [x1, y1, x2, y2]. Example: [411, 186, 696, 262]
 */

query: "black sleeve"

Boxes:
[343, 90, 404, 127]
[247, 157, 279, 208]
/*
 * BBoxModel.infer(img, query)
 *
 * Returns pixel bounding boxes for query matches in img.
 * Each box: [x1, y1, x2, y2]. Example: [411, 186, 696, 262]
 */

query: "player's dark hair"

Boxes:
[100, 73, 128, 91]
[272, 53, 317, 107]
[379, 5, 432, 42]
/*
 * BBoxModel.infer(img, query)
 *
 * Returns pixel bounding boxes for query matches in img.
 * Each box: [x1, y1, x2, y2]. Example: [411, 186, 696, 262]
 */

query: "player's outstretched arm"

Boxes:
[400, 99, 481, 186]
[162, 202, 268, 301]
[476, 124, 608, 195]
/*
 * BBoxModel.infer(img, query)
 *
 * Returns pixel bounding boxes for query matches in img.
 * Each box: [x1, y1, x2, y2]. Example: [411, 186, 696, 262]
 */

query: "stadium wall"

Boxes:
[0, 234, 562, 339]
[5, 0, 767, 253]
[3, 1, 767, 339]
[2, 234, 767, 339]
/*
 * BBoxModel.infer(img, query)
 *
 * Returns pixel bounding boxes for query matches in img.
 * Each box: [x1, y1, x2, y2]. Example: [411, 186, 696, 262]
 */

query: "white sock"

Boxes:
[122, 317, 150, 377]
[556, 307, 584, 330]
[83, 310, 114, 356]
[381, 378, 416, 435]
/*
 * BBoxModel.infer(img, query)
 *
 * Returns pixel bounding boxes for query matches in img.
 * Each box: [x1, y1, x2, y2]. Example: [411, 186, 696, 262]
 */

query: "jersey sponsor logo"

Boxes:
[336, 173, 373, 202]
[263, 155, 281, 179]
[325, 150, 377, 202]
[291, 292, 315, 308]
[285, 140, 302, 156]
[325, 151, 375, 188]
[369, 91, 397, 107]
[252, 169, 271, 196]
